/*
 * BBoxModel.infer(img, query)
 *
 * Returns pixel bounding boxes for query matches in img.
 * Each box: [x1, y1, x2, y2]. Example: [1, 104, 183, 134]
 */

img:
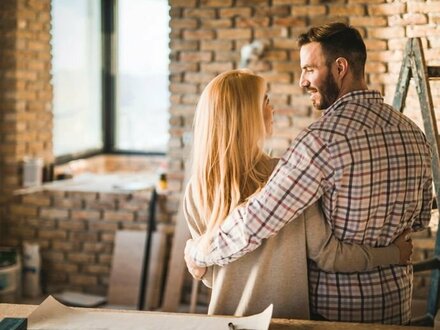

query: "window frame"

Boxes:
[54, 0, 168, 165]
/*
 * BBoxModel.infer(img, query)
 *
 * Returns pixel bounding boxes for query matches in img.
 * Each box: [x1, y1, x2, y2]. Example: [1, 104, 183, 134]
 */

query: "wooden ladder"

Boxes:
[392, 37, 440, 325]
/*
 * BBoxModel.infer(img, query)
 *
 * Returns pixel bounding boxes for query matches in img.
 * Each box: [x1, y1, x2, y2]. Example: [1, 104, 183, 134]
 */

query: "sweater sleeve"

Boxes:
[304, 204, 400, 273]
[183, 183, 214, 288]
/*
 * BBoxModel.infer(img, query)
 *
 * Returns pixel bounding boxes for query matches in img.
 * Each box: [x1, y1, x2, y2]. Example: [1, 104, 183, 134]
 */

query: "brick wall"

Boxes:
[0, 0, 53, 243]
[3, 187, 171, 295]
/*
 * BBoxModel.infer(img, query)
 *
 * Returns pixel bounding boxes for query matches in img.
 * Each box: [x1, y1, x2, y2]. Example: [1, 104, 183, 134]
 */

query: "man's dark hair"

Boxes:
[297, 22, 367, 79]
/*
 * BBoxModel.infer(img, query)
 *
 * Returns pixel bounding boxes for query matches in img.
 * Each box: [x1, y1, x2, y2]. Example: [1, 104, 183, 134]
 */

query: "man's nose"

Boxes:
[299, 73, 309, 89]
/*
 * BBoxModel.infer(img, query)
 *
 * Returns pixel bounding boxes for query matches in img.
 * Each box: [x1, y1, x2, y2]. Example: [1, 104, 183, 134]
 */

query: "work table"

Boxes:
[0, 303, 431, 330]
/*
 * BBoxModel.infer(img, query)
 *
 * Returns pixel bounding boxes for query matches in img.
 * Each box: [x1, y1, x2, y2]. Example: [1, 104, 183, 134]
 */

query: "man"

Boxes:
[185, 22, 433, 324]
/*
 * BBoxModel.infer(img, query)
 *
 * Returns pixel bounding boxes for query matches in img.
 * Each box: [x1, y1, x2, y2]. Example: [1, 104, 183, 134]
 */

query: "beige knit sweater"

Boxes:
[183, 163, 400, 319]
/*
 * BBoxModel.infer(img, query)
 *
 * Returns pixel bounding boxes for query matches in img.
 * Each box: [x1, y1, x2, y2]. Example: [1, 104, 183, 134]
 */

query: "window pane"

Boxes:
[51, 0, 102, 156]
[116, 0, 170, 152]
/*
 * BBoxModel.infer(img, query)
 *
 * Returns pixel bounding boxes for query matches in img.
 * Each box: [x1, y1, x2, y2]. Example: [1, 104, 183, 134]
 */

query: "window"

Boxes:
[116, 0, 170, 152]
[51, 0, 102, 157]
[51, 0, 170, 160]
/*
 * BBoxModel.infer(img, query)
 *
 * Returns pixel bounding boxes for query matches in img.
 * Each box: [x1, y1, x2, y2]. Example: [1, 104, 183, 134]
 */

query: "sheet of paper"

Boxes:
[28, 296, 273, 330]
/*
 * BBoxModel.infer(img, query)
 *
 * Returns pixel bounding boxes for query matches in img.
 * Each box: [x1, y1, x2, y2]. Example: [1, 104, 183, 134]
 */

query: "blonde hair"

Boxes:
[190, 69, 272, 242]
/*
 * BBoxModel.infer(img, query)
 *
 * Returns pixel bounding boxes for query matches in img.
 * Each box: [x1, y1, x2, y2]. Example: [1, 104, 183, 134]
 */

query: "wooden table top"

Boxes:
[0, 303, 430, 330]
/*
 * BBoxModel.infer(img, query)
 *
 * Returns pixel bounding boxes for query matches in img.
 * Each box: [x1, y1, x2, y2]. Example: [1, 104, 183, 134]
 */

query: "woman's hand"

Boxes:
[393, 229, 413, 265]
[184, 239, 207, 280]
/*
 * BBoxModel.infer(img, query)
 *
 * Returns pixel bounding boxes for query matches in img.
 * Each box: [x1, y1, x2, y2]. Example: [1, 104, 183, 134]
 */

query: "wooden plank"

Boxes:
[160, 198, 191, 312]
[107, 230, 166, 309]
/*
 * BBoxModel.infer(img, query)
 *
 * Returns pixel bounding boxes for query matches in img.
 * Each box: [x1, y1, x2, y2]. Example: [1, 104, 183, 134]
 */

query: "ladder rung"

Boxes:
[427, 66, 440, 79]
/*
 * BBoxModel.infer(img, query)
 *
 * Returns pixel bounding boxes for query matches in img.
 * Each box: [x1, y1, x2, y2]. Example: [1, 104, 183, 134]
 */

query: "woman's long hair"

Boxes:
[190, 69, 272, 242]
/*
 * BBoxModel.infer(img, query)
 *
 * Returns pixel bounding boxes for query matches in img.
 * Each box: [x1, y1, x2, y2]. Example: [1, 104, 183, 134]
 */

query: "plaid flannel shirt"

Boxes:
[187, 90, 433, 324]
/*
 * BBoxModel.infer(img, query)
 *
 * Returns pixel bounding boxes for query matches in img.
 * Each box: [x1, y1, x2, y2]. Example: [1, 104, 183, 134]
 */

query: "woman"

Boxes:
[183, 69, 411, 319]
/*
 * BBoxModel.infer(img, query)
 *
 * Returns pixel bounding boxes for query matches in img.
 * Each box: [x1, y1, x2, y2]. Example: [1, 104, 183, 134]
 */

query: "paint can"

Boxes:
[0, 248, 21, 303]
[23, 157, 43, 187]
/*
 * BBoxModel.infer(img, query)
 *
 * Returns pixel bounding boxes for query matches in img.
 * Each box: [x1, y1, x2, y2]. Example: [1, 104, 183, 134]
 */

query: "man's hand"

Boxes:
[393, 229, 413, 265]
[184, 239, 207, 280]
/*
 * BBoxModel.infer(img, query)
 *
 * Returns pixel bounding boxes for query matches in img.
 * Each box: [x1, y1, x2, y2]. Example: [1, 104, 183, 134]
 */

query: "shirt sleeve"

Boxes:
[304, 204, 400, 272]
[187, 130, 335, 267]
[412, 176, 433, 231]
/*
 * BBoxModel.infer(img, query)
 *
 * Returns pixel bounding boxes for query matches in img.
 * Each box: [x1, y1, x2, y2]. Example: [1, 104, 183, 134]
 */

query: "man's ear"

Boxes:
[335, 57, 349, 78]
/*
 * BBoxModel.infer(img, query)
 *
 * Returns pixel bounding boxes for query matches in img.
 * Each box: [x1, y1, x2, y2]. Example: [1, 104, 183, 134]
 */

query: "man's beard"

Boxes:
[314, 72, 340, 110]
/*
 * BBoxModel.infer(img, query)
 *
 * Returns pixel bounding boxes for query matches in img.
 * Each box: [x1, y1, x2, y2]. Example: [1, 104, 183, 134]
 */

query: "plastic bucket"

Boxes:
[0, 248, 21, 303]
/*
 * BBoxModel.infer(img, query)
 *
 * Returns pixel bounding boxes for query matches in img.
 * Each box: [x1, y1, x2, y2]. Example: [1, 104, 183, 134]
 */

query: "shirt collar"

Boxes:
[324, 90, 383, 116]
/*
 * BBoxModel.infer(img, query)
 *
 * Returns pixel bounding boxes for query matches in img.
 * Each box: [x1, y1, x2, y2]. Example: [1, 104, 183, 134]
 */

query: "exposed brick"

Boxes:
[255, 27, 288, 38]
[22, 193, 51, 206]
[261, 72, 292, 83]
[264, 50, 289, 61]
[273, 0, 306, 4]
[367, 26, 405, 39]
[219, 7, 252, 18]
[170, 62, 199, 74]
[170, 82, 199, 94]
[51, 262, 78, 273]
[70, 231, 99, 242]
[184, 72, 216, 84]
[368, 3, 406, 16]
[100, 232, 116, 242]
[204, 41, 233, 52]
[170, 18, 198, 30]
[9, 204, 38, 217]
[84, 264, 110, 275]
[69, 274, 98, 286]
[103, 210, 135, 222]
[71, 209, 101, 220]
[52, 240, 80, 252]
[183, 29, 215, 41]
[407, 25, 440, 38]
[217, 28, 251, 40]
[201, 18, 232, 29]
[201, 62, 234, 73]
[170, 0, 197, 6]
[89, 221, 119, 232]
[83, 242, 111, 253]
[180, 51, 213, 62]
[58, 219, 87, 231]
[68, 252, 96, 264]
[215, 51, 240, 62]
[407, 1, 440, 13]
[388, 13, 427, 26]
[350, 17, 387, 29]
[291, 5, 326, 16]
[329, 4, 366, 16]
[272, 38, 298, 50]
[40, 207, 68, 219]
[364, 39, 388, 51]
[235, 17, 270, 28]
[171, 40, 198, 51]
[184, 8, 216, 19]
[53, 196, 83, 209]
[99, 254, 113, 265]
[273, 17, 306, 27]
[255, 6, 290, 17]
[38, 229, 67, 240]
[236, 0, 268, 5]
